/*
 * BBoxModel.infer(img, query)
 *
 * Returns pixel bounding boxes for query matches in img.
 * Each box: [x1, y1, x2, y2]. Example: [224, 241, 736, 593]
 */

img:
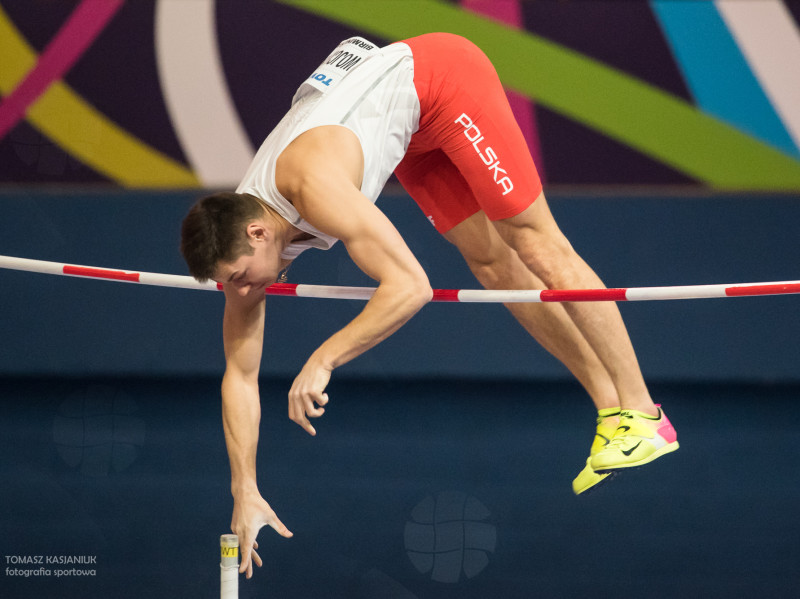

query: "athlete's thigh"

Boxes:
[395, 147, 481, 234]
[444, 209, 549, 294]
[443, 101, 541, 222]
[408, 35, 543, 221]
[443, 209, 511, 266]
[492, 190, 562, 239]
[491, 190, 575, 260]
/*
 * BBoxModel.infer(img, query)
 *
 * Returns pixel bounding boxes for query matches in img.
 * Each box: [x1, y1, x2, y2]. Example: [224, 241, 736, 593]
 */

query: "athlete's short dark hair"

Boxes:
[180, 192, 265, 282]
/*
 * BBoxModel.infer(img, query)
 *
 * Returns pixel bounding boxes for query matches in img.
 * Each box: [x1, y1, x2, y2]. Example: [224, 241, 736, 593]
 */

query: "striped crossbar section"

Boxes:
[1, 255, 798, 303]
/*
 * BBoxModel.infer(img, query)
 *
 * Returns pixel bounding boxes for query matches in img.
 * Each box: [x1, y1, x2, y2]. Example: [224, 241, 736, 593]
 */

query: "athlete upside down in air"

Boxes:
[180, 33, 679, 578]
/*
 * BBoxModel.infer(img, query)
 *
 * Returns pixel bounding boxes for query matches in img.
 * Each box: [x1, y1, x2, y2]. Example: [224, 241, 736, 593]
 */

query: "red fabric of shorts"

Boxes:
[394, 33, 543, 233]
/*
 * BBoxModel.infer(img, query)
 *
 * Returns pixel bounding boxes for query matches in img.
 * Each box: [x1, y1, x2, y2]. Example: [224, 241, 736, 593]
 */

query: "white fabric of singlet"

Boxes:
[236, 37, 420, 260]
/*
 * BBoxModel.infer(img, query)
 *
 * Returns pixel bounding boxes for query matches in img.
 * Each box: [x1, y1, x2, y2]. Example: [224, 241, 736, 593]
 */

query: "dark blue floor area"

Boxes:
[2, 377, 799, 598]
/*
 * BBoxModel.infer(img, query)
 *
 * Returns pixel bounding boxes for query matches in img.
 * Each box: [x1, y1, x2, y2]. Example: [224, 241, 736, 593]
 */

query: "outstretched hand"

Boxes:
[288, 360, 332, 435]
[231, 490, 293, 578]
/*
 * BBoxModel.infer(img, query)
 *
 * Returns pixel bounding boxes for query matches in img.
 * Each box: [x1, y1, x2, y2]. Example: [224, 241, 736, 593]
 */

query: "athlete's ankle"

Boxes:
[620, 401, 658, 418]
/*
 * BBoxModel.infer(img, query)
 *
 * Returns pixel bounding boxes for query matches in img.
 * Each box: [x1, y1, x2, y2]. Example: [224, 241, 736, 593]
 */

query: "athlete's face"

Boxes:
[214, 235, 282, 297]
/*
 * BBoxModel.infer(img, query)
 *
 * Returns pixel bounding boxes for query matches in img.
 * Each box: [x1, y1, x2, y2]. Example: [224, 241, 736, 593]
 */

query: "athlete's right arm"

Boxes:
[221, 286, 293, 578]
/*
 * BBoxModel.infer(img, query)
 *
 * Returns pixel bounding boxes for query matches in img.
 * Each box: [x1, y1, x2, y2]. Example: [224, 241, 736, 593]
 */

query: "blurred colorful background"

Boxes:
[3, 0, 800, 189]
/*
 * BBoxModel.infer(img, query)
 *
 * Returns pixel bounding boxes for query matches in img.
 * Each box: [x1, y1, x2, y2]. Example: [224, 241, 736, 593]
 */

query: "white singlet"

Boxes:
[236, 37, 420, 260]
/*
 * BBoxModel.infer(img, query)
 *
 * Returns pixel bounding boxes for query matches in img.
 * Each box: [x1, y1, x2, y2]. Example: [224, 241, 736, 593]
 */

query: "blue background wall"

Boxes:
[1, 188, 798, 382]
[2, 376, 800, 599]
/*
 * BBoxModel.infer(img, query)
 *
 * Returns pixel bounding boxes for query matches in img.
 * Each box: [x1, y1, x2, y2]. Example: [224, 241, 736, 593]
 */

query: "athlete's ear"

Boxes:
[245, 222, 269, 242]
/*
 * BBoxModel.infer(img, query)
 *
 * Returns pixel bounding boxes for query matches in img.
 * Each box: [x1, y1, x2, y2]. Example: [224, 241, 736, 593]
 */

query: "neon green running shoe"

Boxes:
[572, 407, 620, 495]
[590, 405, 679, 472]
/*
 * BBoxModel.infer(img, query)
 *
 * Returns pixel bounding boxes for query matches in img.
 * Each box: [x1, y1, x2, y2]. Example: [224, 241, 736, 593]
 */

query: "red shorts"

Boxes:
[394, 33, 543, 234]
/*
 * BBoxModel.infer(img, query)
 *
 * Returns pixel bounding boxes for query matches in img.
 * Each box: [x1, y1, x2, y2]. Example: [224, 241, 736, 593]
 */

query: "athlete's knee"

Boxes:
[468, 260, 505, 289]
[509, 227, 578, 282]
[462, 246, 519, 289]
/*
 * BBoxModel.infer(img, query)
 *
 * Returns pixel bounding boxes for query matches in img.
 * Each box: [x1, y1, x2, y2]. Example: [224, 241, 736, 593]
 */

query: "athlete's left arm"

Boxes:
[276, 126, 432, 435]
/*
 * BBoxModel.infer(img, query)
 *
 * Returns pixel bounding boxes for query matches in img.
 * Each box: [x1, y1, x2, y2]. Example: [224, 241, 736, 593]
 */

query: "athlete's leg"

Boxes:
[444, 210, 620, 410]
[491, 191, 656, 415]
[401, 33, 669, 476]
[397, 135, 622, 411]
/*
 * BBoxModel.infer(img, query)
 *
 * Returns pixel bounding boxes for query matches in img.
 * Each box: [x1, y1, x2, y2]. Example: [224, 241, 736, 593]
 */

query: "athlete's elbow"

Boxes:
[381, 270, 431, 314]
[407, 275, 433, 311]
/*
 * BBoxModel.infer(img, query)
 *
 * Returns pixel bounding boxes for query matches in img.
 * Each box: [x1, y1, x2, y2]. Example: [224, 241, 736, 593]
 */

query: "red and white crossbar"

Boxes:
[1, 254, 798, 303]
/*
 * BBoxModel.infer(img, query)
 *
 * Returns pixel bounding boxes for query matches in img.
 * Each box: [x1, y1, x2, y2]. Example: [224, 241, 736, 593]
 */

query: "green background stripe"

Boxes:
[280, 0, 800, 190]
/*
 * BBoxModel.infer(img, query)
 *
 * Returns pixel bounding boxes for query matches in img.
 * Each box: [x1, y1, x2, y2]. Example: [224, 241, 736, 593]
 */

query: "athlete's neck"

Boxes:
[263, 204, 313, 252]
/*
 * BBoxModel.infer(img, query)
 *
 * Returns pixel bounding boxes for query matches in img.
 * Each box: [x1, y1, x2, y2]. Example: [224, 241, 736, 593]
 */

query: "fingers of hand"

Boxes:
[231, 495, 294, 580]
[289, 390, 329, 435]
[238, 543, 252, 576]
[288, 402, 316, 435]
[239, 536, 263, 578]
[269, 513, 294, 538]
[245, 559, 254, 579]
[304, 395, 326, 418]
[288, 365, 331, 431]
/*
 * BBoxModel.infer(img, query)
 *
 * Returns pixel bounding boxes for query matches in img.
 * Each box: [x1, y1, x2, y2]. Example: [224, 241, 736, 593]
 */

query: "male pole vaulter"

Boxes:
[180, 33, 678, 578]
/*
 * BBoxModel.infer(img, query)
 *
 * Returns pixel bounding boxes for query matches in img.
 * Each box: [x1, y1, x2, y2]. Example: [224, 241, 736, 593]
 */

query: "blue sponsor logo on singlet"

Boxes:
[311, 73, 333, 86]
